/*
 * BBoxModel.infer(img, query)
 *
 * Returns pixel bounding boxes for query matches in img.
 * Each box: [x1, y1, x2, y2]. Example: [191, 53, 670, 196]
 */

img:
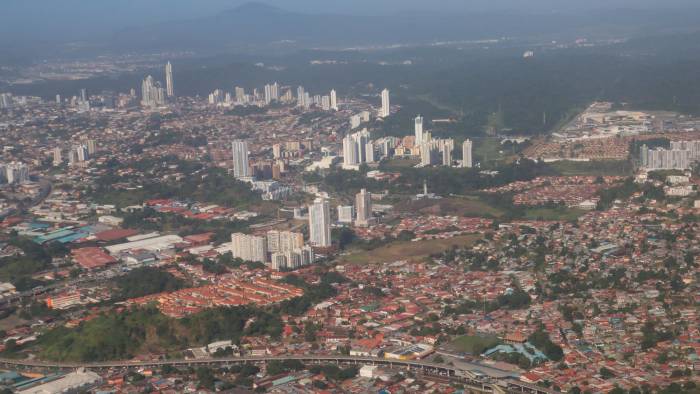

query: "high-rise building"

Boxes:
[462, 139, 473, 168]
[141, 75, 166, 108]
[52, 147, 62, 166]
[0, 93, 12, 109]
[80, 88, 88, 103]
[264, 84, 272, 105]
[380, 89, 390, 118]
[321, 95, 331, 111]
[235, 87, 246, 104]
[86, 139, 97, 156]
[231, 140, 250, 179]
[342, 129, 372, 170]
[415, 115, 424, 145]
[296, 86, 305, 107]
[271, 82, 279, 101]
[4, 162, 29, 184]
[355, 188, 372, 227]
[267, 230, 304, 254]
[330, 89, 338, 111]
[165, 62, 174, 97]
[337, 205, 354, 224]
[231, 233, 268, 263]
[309, 198, 331, 247]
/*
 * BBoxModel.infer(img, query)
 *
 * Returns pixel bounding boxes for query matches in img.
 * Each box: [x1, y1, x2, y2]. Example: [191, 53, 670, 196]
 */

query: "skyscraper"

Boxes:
[415, 115, 424, 145]
[231, 140, 250, 179]
[296, 86, 305, 107]
[462, 139, 473, 168]
[52, 147, 62, 166]
[165, 62, 174, 97]
[231, 233, 268, 263]
[141, 75, 166, 108]
[309, 198, 331, 247]
[355, 188, 372, 227]
[380, 89, 390, 118]
[330, 89, 338, 111]
[264, 84, 272, 105]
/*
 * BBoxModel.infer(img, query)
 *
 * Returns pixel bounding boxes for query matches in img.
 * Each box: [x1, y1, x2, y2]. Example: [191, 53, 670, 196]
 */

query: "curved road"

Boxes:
[0, 355, 556, 394]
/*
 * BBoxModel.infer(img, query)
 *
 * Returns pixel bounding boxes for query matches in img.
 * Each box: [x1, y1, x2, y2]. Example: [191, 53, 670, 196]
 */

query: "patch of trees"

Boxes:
[115, 267, 185, 299]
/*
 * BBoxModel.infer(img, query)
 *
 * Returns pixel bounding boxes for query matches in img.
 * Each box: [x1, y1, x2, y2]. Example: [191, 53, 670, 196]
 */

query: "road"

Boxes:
[0, 355, 557, 394]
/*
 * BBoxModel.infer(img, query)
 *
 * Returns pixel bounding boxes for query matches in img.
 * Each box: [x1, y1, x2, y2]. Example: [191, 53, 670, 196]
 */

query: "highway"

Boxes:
[0, 355, 557, 394]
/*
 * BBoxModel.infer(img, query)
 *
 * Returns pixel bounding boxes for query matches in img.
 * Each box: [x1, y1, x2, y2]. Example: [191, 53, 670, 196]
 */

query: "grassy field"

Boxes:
[546, 160, 633, 176]
[474, 138, 509, 168]
[448, 334, 502, 355]
[380, 157, 420, 171]
[523, 207, 586, 221]
[338, 234, 480, 265]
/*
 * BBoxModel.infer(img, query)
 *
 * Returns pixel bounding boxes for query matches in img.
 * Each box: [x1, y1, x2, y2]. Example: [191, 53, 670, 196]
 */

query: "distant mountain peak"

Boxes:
[228, 2, 287, 15]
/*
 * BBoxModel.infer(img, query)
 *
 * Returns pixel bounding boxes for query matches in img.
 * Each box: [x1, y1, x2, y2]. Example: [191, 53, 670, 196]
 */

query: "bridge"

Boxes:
[0, 355, 557, 394]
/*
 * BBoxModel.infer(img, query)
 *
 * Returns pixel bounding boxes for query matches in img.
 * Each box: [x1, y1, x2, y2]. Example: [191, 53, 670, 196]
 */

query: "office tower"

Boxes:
[309, 198, 331, 247]
[0, 93, 12, 109]
[365, 141, 375, 163]
[296, 86, 305, 107]
[271, 253, 287, 270]
[330, 89, 338, 111]
[55, 95, 61, 105]
[264, 84, 272, 105]
[86, 140, 97, 155]
[52, 147, 62, 166]
[321, 95, 330, 111]
[462, 139, 473, 168]
[141, 75, 166, 108]
[208, 89, 225, 105]
[415, 115, 424, 145]
[343, 134, 359, 167]
[355, 189, 372, 227]
[380, 89, 390, 118]
[68, 149, 79, 166]
[5, 162, 29, 184]
[337, 205, 354, 224]
[231, 140, 250, 179]
[304, 92, 311, 109]
[235, 87, 246, 104]
[80, 88, 88, 102]
[442, 145, 453, 166]
[267, 230, 304, 254]
[165, 61, 174, 97]
[75, 144, 89, 162]
[350, 114, 362, 130]
[231, 233, 268, 263]
[271, 82, 279, 101]
[272, 144, 282, 159]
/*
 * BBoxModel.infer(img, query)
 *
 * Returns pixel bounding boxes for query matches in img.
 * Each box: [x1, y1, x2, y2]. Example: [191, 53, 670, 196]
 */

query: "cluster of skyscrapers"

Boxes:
[0, 162, 29, 185]
[140, 62, 174, 109]
[640, 140, 700, 170]
[230, 229, 314, 270]
[342, 129, 374, 169]
[297, 86, 338, 111]
[53, 140, 96, 167]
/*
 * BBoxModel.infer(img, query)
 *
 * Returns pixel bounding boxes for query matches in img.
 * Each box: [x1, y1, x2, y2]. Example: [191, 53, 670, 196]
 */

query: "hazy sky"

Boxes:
[1, 0, 699, 46]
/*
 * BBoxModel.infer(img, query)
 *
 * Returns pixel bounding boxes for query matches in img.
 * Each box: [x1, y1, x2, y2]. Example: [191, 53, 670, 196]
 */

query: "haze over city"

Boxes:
[0, 1, 699, 393]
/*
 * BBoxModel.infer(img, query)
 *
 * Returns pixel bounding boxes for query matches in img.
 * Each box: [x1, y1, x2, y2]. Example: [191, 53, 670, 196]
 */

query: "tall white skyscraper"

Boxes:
[264, 84, 273, 105]
[309, 198, 331, 247]
[231, 140, 250, 179]
[380, 89, 390, 118]
[296, 86, 305, 107]
[141, 75, 166, 108]
[462, 139, 473, 168]
[342, 129, 372, 170]
[330, 89, 338, 111]
[235, 87, 246, 104]
[415, 115, 424, 145]
[231, 233, 268, 263]
[355, 188, 372, 227]
[165, 62, 174, 97]
[52, 147, 62, 166]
